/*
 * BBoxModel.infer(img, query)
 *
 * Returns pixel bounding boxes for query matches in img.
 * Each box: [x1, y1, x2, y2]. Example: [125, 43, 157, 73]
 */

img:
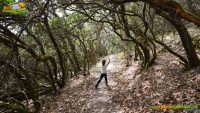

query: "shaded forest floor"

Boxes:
[40, 33, 200, 113]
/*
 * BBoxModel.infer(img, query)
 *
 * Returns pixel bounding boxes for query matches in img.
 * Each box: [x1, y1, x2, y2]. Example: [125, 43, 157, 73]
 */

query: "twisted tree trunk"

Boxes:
[157, 10, 200, 68]
[44, 15, 66, 88]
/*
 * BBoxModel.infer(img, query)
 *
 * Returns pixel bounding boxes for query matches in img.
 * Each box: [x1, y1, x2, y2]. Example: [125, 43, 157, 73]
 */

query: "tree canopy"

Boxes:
[0, 0, 200, 112]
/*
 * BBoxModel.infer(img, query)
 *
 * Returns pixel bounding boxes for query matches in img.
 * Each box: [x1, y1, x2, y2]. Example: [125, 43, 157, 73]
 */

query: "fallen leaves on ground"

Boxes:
[40, 51, 200, 113]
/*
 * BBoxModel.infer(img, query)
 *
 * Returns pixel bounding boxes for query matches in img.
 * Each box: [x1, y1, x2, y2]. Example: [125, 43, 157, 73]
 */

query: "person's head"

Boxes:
[102, 59, 106, 66]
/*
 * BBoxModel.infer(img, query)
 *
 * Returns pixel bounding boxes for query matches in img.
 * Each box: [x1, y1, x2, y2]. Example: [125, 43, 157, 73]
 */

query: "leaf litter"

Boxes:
[40, 41, 200, 113]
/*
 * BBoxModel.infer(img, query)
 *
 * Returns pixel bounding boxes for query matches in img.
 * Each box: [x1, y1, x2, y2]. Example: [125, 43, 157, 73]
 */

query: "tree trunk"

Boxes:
[66, 36, 81, 72]
[174, 19, 200, 68]
[44, 16, 66, 87]
[158, 11, 200, 68]
[26, 29, 58, 92]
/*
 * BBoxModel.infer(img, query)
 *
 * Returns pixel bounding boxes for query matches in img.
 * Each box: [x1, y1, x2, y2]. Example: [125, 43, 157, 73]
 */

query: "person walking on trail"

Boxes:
[95, 58, 110, 89]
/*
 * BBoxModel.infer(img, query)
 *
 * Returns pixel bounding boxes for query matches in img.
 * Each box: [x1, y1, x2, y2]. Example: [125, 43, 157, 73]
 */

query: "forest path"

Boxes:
[40, 54, 139, 113]
[86, 55, 124, 113]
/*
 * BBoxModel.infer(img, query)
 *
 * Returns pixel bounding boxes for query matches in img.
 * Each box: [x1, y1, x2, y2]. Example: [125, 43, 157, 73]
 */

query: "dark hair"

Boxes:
[102, 59, 106, 66]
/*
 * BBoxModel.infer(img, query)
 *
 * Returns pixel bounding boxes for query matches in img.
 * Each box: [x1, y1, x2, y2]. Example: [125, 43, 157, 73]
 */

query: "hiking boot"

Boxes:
[107, 85, 111, 90]
[106, 84, 109, 87]
[95, 85, 98, 90]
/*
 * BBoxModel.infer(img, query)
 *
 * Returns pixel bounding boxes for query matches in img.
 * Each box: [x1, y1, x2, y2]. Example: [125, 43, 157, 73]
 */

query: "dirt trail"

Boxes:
[40, 32, 200, 113]
[40, 54, 139, 113]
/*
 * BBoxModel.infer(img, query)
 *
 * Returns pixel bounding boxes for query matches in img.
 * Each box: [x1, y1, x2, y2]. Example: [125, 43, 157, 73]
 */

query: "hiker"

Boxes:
[95, 58, 110, 89]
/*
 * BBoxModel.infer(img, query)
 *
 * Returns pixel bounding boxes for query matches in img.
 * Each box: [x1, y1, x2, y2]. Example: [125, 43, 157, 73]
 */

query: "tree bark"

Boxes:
[26, 29, 58, 92]
[66, 36, 81, 72]
[44, 15, 66, 87]
[157, 11, 200, 68]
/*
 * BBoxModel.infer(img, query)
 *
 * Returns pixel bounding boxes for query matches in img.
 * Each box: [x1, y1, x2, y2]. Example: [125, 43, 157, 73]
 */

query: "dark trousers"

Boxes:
[95, 73, 108, 88]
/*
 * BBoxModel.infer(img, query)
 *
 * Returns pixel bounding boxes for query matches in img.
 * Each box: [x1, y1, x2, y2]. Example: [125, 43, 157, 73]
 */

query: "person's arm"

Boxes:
[106, 58, 110, 65]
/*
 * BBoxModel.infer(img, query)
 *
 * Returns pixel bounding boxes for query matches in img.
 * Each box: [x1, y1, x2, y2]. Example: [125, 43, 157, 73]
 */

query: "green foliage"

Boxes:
[1, 0, 200, 112]
[0, 0, 14, 5]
